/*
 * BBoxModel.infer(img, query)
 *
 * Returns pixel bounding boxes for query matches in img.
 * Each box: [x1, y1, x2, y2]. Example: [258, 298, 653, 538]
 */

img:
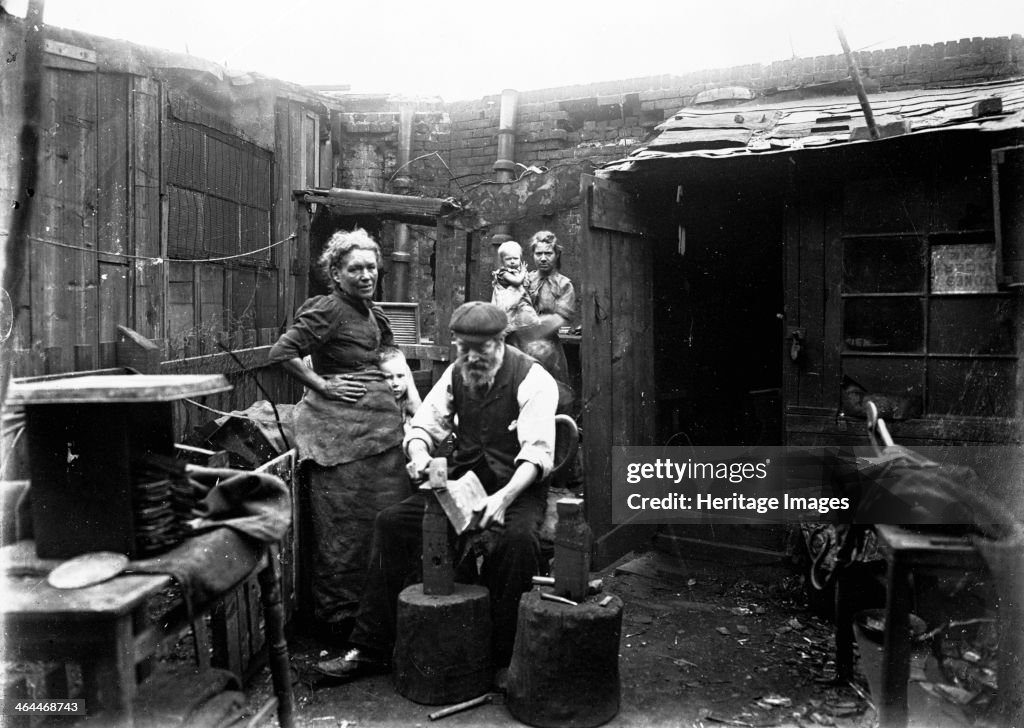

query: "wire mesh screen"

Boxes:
[167, 119, 272, 261]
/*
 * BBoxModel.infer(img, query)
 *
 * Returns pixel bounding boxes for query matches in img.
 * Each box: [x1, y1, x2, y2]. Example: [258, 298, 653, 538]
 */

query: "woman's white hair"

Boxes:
[319, 228, 381, 284]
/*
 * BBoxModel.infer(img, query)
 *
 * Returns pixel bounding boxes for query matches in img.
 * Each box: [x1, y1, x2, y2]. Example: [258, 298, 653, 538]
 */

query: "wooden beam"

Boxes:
[297, 188, 460, 227]
[116, 324, 161, 374]
[160, 345, 273, 375]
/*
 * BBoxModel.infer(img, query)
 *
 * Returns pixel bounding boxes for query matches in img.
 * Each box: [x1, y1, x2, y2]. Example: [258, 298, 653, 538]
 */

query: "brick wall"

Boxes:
[444, 34, 1024, 186]
[328, 35, 1024, 327]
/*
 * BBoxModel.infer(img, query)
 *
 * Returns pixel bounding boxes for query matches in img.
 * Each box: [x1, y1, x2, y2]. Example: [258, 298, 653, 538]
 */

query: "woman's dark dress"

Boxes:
[269, 290, 409, 626]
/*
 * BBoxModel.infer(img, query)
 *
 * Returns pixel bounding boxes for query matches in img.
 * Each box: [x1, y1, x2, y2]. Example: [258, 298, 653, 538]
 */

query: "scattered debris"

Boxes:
[824, 698, 862, 717]
[919, 682, 977, 706]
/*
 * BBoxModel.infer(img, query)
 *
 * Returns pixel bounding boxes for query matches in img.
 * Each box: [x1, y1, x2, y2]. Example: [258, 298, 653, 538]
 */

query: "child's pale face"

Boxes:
[501, 252, 521, 268]
[380, 359, 409, 398]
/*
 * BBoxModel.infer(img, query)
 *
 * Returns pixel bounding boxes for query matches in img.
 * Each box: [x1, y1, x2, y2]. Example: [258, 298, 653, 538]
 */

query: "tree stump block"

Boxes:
[507, 590, 623, 728]
[392, 583, 492, 705]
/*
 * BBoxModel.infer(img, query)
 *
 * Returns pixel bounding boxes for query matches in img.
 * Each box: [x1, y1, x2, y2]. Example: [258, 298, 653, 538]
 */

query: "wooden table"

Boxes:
[1, 540, 295, 727]
[835, 525, 986, 728]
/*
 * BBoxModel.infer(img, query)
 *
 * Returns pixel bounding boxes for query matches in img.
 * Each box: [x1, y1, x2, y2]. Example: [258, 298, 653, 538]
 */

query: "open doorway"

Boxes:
[653, 180, 784, 446]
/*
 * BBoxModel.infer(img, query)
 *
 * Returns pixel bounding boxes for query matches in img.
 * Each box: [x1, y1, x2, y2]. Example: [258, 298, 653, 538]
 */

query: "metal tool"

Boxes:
[540, 591, 579, 606]
[428, 692, 500, 720]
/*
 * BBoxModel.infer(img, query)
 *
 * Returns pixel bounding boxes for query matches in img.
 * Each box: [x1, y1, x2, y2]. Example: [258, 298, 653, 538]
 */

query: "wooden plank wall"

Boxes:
[580, 175, 656, 567]
[160, 344, 303, 444]
[97, 73, 131, 362]
[7, 51, 309, 391]
[275, 99, 317, 327]
[132, 76, 164, 342]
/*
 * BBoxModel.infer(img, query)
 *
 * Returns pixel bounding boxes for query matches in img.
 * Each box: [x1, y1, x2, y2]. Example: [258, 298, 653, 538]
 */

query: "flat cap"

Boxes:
[450, 301, 508, 343]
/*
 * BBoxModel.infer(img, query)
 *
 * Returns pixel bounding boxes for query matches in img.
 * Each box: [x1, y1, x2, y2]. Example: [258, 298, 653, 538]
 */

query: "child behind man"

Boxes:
[490, 240, 540, 335]
[378, 346, 421, 434]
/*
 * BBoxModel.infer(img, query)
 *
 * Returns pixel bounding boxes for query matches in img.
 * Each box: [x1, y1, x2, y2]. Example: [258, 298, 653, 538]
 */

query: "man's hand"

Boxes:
[321, 375, 367, 403]
[476, 461, 541, 529]
[477, 490, 514, 529]
[405, 440, 432, 483]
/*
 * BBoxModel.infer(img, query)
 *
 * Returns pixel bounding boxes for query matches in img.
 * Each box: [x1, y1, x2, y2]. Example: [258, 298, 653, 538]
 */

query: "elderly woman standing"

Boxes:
[525, 230, 577, 385]
[269, 228, 410, 642]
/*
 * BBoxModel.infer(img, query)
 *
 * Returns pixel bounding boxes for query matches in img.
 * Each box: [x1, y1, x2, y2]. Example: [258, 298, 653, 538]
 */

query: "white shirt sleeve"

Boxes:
[514, 363, 558, 478]
[403, 363, 456, 455]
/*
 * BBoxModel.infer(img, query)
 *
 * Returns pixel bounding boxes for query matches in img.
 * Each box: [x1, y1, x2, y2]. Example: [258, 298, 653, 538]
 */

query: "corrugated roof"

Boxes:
[600, 78, 1024, 174]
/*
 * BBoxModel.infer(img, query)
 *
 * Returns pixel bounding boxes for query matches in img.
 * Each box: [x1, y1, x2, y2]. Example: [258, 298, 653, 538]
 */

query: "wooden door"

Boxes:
[580, 174, 656, 567]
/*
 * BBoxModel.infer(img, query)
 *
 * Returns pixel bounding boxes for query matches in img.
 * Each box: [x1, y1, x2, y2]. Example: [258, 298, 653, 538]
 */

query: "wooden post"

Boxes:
[257, 546, 296, 728]
[422, 458, 453, 596]
[835, 24, 879, 140]
[115, 324, 160, 373]
[1, 0, 46, 405]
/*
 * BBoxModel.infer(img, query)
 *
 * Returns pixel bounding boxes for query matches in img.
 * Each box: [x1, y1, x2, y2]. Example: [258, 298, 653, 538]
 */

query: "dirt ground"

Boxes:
[243, 547, 881, 728]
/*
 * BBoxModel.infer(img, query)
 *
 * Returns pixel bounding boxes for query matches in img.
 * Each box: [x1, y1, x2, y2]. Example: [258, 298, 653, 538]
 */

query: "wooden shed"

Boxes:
[581, 79, 1024, 558]
[0, 16, 333, 378]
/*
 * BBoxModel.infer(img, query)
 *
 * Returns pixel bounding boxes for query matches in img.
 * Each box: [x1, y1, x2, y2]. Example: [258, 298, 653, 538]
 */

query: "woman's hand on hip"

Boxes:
[321, 376, 367, 403]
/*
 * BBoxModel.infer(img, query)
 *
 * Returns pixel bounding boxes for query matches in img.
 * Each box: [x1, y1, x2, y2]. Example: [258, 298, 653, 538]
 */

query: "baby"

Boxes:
[378, 346, 421, 433]
[490, 240, 540, 332]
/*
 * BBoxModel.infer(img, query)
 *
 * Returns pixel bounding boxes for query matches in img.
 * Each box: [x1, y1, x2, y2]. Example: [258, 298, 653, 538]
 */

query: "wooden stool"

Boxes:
[391, 458, 493, 705]
[506, 590, 623, 728]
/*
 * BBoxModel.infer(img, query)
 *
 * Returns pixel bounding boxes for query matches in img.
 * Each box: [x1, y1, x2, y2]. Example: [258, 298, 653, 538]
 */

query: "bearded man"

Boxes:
[316, 301, 558, 683]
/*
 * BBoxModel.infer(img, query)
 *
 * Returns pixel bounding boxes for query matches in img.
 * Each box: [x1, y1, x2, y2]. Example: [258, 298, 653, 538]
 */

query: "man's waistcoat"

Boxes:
[451, 345, 536, 491]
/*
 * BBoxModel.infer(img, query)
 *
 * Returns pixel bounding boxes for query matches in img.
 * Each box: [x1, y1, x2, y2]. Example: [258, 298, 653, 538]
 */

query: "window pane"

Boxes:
[843, 237, 925, 293]
[930, 297, 1018, 355]
[844, 298, 924, 353]
[843, 178, 930, 234]
[842, 356, 925, 417]
[928, 359, 1017, 417]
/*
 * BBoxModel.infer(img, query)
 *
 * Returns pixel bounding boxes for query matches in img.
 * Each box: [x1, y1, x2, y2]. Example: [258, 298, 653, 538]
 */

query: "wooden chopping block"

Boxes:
[506, 589, 623, 727]
[392, 583, 492, 705]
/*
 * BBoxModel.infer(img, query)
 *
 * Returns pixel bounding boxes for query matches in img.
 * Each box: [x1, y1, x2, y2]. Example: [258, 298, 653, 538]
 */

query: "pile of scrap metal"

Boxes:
[185, 400, 296, 469]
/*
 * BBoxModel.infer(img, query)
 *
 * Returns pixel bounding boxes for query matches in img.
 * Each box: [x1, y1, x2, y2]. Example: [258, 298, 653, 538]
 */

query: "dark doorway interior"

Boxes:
[653, 180, 784, 446]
